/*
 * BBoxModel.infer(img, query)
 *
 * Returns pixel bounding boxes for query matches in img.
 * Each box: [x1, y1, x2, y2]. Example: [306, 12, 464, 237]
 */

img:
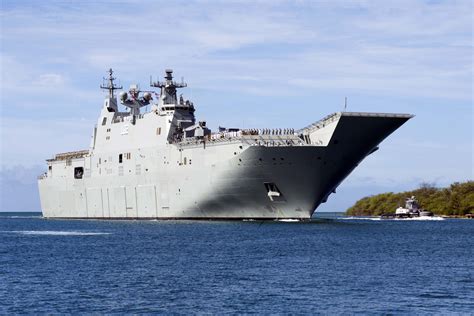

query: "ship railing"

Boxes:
[212, 128, 296, 139]
[297, 112, 341, 134]
[47, 149, 89, 162]
[243, 137, 304, 147]
[177, 132, 304, 147]
[341, 112, 414, 118]
[297, 112, 414, 134]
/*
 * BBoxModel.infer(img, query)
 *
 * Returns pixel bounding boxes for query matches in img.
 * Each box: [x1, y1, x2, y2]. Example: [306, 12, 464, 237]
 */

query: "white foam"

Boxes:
[391, 216, 445, 221]
[4, 230, 111, 236]
[3, 216, 42, 219]
[339, 216, 445, 221]
[276, 219, 301, 222]
[339, 216, 380, 221]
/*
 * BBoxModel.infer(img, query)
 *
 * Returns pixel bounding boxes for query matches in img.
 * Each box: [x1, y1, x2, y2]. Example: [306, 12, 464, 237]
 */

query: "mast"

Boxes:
[150, 69, 187, 105]
[100, 68, 122, 98]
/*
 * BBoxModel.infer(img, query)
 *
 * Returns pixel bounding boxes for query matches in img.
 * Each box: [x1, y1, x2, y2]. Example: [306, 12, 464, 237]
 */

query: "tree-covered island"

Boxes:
[346, 181, 474, 216]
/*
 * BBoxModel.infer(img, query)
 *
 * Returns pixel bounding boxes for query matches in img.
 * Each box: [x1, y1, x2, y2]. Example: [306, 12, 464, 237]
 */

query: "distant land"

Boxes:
[346, 181, 474, 216]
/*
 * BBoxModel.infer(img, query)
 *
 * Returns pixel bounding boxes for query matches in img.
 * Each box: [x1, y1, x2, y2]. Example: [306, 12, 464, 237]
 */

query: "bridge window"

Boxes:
[119, 154, 123, 163]
[156, 127, 161, 135]
[102, 117, 107, 126]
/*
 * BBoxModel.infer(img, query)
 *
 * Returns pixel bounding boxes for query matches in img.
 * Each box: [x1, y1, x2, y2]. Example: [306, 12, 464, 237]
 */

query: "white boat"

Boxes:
[381, 196, 434, 219]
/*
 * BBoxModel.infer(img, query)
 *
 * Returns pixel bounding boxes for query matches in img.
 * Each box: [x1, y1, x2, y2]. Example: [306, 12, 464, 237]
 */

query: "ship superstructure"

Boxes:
[38, 69, 413, 219]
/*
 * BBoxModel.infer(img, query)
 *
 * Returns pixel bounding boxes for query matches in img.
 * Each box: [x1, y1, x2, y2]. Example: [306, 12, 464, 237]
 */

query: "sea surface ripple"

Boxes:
[0, 213, 473, 314]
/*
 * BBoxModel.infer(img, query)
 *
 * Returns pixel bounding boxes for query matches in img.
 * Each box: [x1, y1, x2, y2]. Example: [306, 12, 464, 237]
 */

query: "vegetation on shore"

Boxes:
[346, 181, 474, 216]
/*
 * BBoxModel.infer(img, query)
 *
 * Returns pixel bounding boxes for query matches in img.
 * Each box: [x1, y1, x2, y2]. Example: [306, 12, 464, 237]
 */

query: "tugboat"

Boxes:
[381, 196, 433, 219]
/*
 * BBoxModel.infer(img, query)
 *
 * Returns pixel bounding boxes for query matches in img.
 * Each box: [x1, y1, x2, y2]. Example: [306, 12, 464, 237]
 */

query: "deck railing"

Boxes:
[47, 150, 89, 162]
[177, 131, 304, 148]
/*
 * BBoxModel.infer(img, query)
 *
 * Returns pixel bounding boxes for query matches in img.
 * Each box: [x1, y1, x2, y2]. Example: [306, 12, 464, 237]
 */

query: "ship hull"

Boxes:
[39, 147, 325, 220]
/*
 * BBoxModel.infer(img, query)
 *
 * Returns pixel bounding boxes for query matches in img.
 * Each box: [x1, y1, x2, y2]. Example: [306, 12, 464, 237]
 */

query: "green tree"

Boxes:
[346, 181, 474, 216]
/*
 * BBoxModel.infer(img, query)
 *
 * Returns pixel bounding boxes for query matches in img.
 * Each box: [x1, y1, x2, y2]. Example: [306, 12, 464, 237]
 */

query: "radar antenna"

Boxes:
[100, 68, 122, 98]
[150, 69, 187, 105]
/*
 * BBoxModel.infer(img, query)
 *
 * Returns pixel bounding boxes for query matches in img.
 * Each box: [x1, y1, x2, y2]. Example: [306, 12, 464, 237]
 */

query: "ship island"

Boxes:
[38, 69, 413, 220]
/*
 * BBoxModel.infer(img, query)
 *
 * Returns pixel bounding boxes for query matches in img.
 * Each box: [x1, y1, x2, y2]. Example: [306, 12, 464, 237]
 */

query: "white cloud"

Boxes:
[34, 73, 65, 86]
[1, 1, 472, 101]
[0, 117, 93, 167]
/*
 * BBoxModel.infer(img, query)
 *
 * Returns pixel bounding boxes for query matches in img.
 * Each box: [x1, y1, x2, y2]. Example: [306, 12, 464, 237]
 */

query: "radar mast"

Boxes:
[150, 69, 187, 105]
[100, 68, 122, 98]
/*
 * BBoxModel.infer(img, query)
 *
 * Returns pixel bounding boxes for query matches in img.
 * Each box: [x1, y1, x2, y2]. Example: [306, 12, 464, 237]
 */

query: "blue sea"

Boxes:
[1, 212, 473, 314]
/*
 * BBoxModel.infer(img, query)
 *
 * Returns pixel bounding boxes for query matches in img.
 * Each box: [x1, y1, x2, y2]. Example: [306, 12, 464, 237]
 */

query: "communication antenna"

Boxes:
[100, 68, 122, 98]
[150, 69, 187, 105]
[344, 97, 348, 111]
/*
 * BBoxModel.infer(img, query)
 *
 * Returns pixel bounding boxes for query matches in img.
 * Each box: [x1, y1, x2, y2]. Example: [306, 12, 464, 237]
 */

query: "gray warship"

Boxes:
[38, 69, 413, 220]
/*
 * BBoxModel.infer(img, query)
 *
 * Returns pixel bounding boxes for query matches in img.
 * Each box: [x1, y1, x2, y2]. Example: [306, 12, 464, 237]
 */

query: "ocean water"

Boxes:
[1, 212, 473, 314]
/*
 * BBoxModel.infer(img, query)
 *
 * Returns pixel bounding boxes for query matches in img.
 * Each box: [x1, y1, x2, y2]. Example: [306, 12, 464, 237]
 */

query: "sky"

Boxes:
[0, 0, 472, 212]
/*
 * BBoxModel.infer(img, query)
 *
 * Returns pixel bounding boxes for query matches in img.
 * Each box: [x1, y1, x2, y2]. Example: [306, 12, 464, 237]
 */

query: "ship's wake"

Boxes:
[2, 215, 42, 219]
[339, 216, 445, 221]
[3, 230, 112, 236]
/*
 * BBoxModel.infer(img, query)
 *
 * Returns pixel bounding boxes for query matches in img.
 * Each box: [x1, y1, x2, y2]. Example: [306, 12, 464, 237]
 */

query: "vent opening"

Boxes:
[74, 167, 84, 179]
[264, 182, 285, 202]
